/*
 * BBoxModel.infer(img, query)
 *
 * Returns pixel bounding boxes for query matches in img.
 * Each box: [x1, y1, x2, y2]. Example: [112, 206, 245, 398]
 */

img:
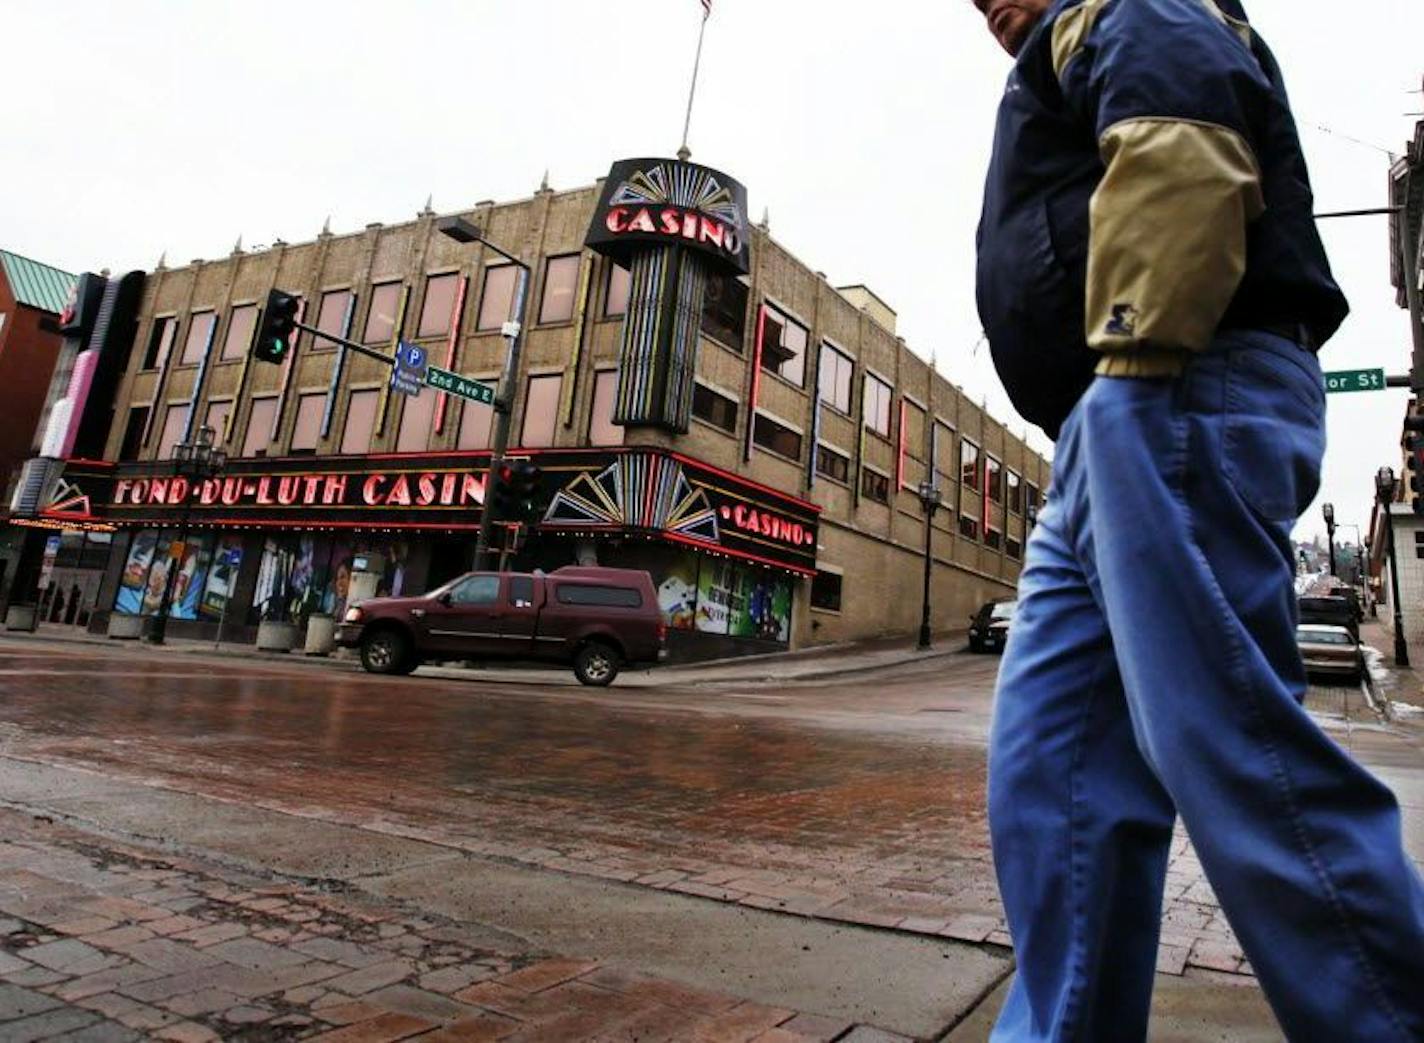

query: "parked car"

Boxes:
[968, 598, 1016, 654]
[1298, 595, 1360, 641]
[336, 566, 665, 686]
[1296, 623, 1365, 684]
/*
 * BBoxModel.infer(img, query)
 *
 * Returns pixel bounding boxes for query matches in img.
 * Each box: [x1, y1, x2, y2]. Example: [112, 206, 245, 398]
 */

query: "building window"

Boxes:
[904, 402, 926, 457]
[760, 305, 808, 387]
[588, 369, 622, 446]
[539, 255, 581, 325]
[1007, 470, 1022, 513]
[477, 265, 517, 332]
[363, 282, 401, 344]
[933, 421, 956, 484]
[290, 393, 326, 454]
[458, 397, 494, 450]
[142, 317, 177, 370]
[204, 400, 232, 443]
[818, 343, 854, 413]
[242, 397, 277, 457]
[315, 289, 353, 347]
[1007, 536, 1023, 560]
[340, 390, 379, 455]
[220, 305, 257, 361]
[863, 374, 892, 437]
[811, 571, 843, 612]
[861, 467, 890, 504]
[816, 444, 850, 484]
[692, 383, 737, 433]
[1025, 482, 1041, 515]
[417, 273, 460, 338]
[521, 374, 563, 448]
[985, 527, 1003, 551]
[395, 385, 436, 453]
[701, 272, 747, 349]
[119, 407, 149, 460]
[156, 405, 189, 459]
[605, 262, 631, 317]
[986, 456, 1003, 503]
[961, 439, 981, 491]
[959, 514, 980, 541]
[179, 312, 216, 365]
[752, 413, 803, 461]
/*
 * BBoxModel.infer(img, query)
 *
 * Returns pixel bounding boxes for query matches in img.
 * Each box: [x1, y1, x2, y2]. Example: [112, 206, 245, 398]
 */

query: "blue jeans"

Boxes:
[988, 331, 1424, 1041]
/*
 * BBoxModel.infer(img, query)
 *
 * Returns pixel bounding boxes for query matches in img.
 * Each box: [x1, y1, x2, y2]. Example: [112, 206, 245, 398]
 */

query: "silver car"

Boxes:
[1296, 624, 1364, 684]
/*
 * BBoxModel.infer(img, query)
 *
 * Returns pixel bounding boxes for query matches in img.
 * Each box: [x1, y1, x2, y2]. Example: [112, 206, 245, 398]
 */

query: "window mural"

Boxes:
[114, 529, 232, 620]
[250, 535, 409, 625]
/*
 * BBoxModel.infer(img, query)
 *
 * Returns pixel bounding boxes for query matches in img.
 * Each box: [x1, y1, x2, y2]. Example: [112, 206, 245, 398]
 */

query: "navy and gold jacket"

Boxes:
[975, 0, 1349, 438]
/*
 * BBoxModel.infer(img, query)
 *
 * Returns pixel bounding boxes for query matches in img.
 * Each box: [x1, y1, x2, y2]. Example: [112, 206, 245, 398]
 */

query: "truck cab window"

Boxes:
[450, 575, 499, 605]
[508, 576, 535, 608]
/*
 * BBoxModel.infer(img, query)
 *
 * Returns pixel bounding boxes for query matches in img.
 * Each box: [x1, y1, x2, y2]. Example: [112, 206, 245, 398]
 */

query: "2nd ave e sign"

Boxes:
[424, 366, 495, 406]
[1324, 368, 1386, 394]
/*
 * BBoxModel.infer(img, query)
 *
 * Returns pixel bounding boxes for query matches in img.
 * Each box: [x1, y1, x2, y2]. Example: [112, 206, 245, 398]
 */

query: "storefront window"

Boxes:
[114, 529, 227, 621]
[250, 535, 408, 625]
[695, 558, 792, 641]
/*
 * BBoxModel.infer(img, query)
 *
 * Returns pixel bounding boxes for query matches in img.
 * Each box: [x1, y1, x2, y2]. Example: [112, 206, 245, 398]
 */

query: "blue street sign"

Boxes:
[390, 340, 428, 396]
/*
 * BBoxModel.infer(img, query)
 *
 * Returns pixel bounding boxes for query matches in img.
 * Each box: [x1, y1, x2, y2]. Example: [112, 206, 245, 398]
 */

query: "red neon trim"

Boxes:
[63, 458, 116, 470]
[896, 400, 907, 489]
[663, 530, 816, 575]
[666, 451, 822, 514]
[113, 516, 483, 532]
[745, 304, 767, 461]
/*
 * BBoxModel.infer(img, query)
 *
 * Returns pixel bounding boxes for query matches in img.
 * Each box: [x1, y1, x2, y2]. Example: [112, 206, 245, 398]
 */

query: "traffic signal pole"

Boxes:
[473, 265, 530, 572]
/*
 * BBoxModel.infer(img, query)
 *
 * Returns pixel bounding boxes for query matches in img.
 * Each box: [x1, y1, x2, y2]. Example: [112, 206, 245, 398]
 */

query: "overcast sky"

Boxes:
[5, 0, 1421, 544]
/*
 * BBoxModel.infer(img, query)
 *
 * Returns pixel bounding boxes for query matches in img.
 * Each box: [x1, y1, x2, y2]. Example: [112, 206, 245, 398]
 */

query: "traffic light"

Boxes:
[488, 462, 517, 521]
[1407, 434, 1424, 514]
[510, 461, 543, 522]
[253, 289, 300, 364]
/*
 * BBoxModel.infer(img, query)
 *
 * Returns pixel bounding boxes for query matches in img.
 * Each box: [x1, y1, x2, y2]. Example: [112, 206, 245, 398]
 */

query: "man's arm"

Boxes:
[1054, 0, 1269, 375]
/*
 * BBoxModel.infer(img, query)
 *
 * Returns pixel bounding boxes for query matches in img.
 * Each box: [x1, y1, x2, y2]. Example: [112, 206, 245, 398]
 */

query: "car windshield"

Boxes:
[1297, 627, 1353, 646]
[990, 602, 1016, 621]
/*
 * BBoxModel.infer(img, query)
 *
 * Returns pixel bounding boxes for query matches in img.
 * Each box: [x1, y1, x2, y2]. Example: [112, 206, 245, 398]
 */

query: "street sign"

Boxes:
[425, 365, 496, 406]
[390, 341, 428, 397]
[1324, 368, 1386, 394]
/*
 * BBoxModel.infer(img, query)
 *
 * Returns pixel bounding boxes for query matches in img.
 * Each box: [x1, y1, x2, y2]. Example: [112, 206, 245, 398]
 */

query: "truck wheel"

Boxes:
[361, 629, 414, 676]
[573, 641, 620, 687]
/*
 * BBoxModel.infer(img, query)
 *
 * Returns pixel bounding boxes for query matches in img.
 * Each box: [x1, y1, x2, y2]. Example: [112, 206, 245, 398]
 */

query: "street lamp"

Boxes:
[1322, 501, 1337, 577]
[916, 480, 943, 650]
[1375, 467, 1409, 667]
[436, 215, 532, 571]
[145, 424, 226, 645]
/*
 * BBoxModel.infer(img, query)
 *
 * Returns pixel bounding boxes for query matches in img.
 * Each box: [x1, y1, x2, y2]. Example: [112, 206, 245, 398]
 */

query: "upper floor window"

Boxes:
[961, 439, 981, 491]
[156, 405, 189, 459]
[816, 444, 850, 484]
[119, 407, 149, 461]
[702, 272, 748, 350]
[605, 262, 631, 318]
[341, 389, 379, 455]
[290, 393, 325, 455]
[539, 255, 580, 325]
[458, 397, 494, 450]
[1007, 470, 1022, 513]
[142, 317, 177, 370]
[395, 385, 436, 453]
[861, 467, 890, 504]
[204, 400, 232, 443]
[903, 401, 926, 457]
[417, 273, 460, 338]
[242, 397, 277, 457]
[692, 383, 737, 434]
[933, 422, 956, 483]
[760, 305, 808, 387]
[363, 282, 401, 344]
[179, 312, 216, 365]
[477, 265, 517, 332]
[315, 289, 353, 347]
[588, 369, 623, 446]
[521, 373, 563, 448]
[220, 305, 257, 361]
[1025, 482, 1042, 516]
[987, 456, 1004, 503]
[818, 343, 854, 414]
[752, 413, 803, 461]
[863, 373, 892, 437]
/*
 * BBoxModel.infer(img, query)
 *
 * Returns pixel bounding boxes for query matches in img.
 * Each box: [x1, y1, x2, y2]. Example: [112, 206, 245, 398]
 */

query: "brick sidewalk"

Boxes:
[0, 813, 908, 1042]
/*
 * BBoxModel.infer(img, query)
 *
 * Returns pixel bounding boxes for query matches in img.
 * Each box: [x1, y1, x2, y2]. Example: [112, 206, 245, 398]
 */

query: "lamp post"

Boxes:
[1375, 467, 1409, 667]
[916, 480, 943, 650]
[1322, 502, 1337, 577]
[436, 215, 532, 572]
[145, 424, 226, 645]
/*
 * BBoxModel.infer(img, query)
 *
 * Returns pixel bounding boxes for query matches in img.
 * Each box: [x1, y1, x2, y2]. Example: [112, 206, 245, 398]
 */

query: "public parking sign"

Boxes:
[425, 365, 495, 406]
[390, 341, 428, 396]
[1324, 368, 1385, 394]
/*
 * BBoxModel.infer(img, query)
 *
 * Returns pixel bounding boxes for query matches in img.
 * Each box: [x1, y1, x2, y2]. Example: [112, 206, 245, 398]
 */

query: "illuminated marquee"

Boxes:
[111, 470, 485, 511]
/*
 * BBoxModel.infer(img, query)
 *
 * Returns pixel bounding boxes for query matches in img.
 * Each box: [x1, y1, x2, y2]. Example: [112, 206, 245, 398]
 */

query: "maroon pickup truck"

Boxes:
[335, 566, 665, 686]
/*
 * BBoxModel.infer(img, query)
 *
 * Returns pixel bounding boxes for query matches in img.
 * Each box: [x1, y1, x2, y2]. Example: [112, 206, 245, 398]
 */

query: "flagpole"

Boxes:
[678, 5, 711, 161]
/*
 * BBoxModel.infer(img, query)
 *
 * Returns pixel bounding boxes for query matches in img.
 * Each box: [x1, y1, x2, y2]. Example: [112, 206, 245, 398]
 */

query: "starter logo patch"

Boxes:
[1106, 304, 1139, 336]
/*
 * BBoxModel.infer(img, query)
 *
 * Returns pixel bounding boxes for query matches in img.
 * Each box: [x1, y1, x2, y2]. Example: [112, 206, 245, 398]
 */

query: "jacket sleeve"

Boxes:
[1053, 0, 1269, 375]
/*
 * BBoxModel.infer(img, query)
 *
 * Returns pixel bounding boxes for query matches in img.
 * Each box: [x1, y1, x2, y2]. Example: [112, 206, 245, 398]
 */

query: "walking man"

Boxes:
[970, 0, 1424, 1038]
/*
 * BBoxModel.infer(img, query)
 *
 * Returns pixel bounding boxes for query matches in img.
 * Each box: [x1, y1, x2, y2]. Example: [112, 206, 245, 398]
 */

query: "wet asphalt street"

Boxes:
[0, 634, 1420, 1039]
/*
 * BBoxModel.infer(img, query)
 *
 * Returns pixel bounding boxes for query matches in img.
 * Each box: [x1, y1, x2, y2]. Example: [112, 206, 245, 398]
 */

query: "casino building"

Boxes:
[6, 157, 1049, 659]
